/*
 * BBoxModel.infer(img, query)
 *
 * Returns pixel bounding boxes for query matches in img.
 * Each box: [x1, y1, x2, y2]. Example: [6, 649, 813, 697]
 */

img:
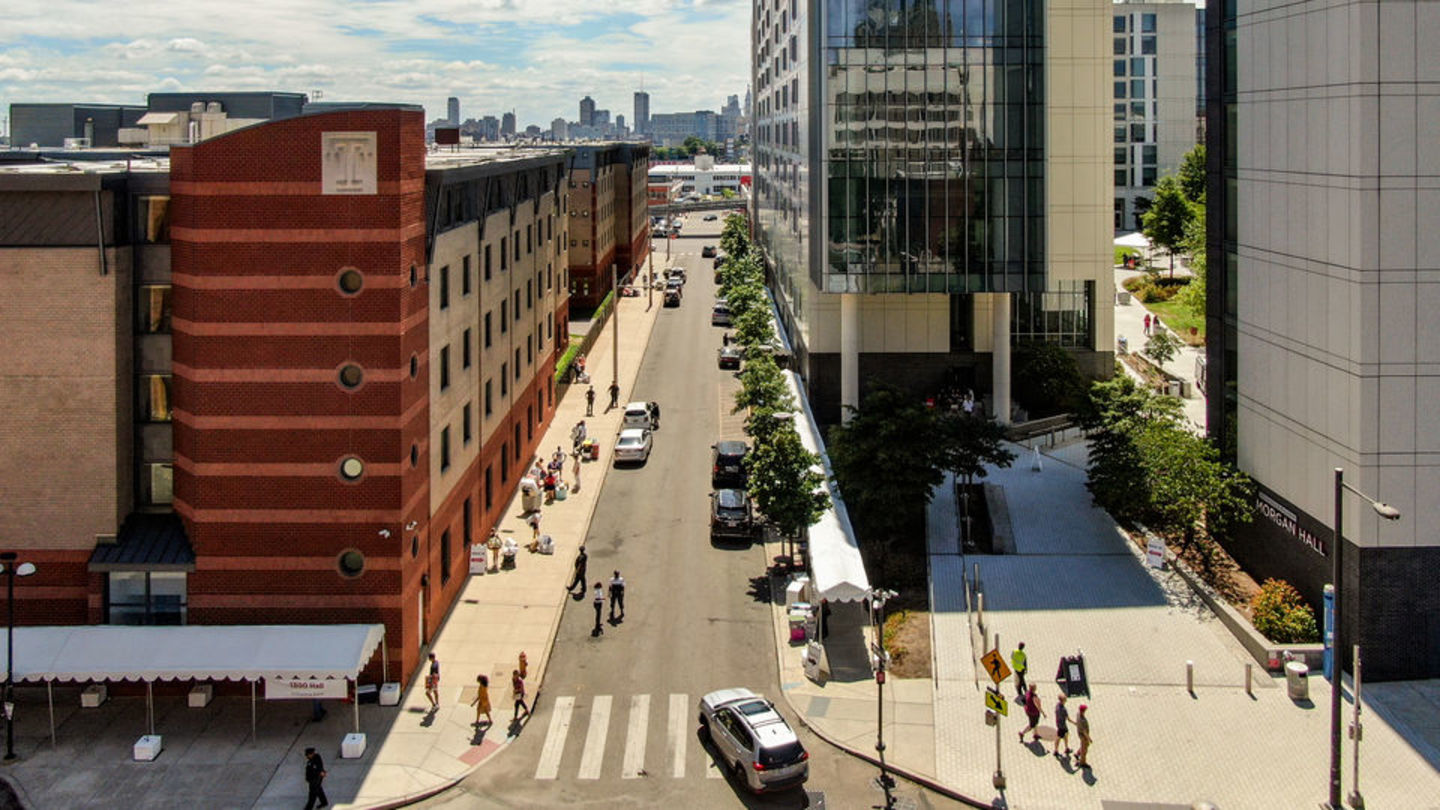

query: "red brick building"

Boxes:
[0, 108, 570, 686]
[564, 143, 650, 309]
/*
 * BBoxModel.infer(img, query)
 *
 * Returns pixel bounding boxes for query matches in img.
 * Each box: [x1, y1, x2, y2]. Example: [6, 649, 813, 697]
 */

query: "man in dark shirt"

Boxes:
[304, 747, 329, 809]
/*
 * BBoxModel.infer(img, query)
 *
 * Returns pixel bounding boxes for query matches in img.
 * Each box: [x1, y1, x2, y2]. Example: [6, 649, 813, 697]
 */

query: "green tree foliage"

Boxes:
[1177, 144, 1207, 204]
[732, 306, 774, 354]
[1141, 175, 1193, 278]
[720, 214, 752, 263]
[681, 135, 721, 157]
[722, 276, 765, 322]
[746, 427, 828, 540]
[938, 413, 1016, 490]
[1176, 200, 1207, 318]
[1079, 376, 1184, 525]
[1143, 329, 1183, 367]
[734, 352, 788, 415]
[1012, 343, 1088, 418]
[1250, 578, 1320, 643]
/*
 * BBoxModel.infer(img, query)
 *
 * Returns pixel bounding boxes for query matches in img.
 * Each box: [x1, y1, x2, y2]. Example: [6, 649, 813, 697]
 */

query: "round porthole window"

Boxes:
[410, 443, 419, 467]
[337, 269, 364, 295]
[410, 354, 419, 378]
[409, 265, 418, 287]
[338, 364, 364, 389]
[339, 457, 365, 481]
[337, 549, 366, 578]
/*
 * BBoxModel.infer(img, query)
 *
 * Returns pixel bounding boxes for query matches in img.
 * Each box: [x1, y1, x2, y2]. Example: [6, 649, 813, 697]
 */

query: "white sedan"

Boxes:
[613, 428, 653, 465]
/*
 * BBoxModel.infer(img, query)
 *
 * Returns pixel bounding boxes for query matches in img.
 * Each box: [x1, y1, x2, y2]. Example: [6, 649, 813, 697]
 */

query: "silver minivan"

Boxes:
[698, 688, 809, 793]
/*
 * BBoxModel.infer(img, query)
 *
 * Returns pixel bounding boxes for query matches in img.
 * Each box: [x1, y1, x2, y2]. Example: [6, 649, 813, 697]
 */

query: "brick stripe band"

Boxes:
[170, 363, 408, 383]
[171, 273, 409, 290]
[170, 222, 425, 243]
[169, 178, 425, 196]
[172, 455, 404, 477]
[171, 307, 427, 336]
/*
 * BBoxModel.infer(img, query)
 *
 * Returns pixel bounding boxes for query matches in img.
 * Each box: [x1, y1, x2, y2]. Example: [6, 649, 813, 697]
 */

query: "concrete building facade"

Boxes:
[648, 111, 719, 147]
[0, 108, 570, 686]
[1206, 0, 1440, 679]
[753, 0, 1114, 424]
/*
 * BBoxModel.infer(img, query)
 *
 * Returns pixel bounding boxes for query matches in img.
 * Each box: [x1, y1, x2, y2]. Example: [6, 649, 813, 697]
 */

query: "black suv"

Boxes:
[710, 489, 755, 542]
[712, 440, 748, 486]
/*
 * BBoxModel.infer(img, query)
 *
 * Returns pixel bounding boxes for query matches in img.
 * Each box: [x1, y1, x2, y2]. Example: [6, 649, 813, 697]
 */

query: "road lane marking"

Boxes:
[622, 693, 650, 779]
[669, 693, 687, 779]
[534, 696, 574, 780]
[577, 695, 612, 780]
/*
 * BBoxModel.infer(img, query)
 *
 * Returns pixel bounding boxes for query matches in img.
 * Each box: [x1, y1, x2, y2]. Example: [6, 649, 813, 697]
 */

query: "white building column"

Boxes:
[840, 293, 859, 423]
[991, 292, 1011, 425]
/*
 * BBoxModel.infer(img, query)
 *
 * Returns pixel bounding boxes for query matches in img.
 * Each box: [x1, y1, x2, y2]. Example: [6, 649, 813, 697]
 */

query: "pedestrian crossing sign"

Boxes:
[980, 648, 1012, 685]
[985, 687, 1009, 717]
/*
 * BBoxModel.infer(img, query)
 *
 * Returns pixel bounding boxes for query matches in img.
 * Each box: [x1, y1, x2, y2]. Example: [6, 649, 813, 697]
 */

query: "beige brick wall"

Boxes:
[0, 246, 131, 550]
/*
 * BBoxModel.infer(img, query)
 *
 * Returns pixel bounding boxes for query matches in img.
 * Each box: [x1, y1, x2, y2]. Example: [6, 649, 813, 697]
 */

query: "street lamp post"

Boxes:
[868, 587, 898, 808]
[1326, 468, 1399, 809]
[1, 552, 37, 761]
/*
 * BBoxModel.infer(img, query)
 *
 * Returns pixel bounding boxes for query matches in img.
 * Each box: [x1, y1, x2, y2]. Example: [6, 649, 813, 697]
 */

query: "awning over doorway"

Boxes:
[5, 624, 385, 683]
[783, 371, 872, 603]
[89, 512, 195, 572]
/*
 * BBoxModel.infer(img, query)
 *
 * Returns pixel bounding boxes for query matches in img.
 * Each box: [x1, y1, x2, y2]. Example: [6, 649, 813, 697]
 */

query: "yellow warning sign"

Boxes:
[985, 688, 1009, 716]
[980, 648, 1012, 685]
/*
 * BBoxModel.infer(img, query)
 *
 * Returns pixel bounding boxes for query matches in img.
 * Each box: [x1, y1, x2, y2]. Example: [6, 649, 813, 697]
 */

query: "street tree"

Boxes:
[746, 426, 828, 549]
[1177, 200, 1207, 318]
[1144, 329, 1183, 367]
[1177, 144, 1207, 204]
[732, 306, 774, 354]
[720, 214, 751, 262]
[723, 276, 765, 321]
[1012, 343, 1088, 417]
[937, 413, 1016, 548]
[744, 398, 799, 446]
[1136, 420, 1254, 575]
[734, 352, 788, 414]
[1078, 376, 1183, 524]
[1141, 175, 1192, 278]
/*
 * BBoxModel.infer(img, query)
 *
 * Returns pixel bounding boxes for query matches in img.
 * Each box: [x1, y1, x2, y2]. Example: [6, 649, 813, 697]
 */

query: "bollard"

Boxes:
[1186, 660, 1195, 694]
[977, 592, 985, 638]
[1245, 662, 1253, 697]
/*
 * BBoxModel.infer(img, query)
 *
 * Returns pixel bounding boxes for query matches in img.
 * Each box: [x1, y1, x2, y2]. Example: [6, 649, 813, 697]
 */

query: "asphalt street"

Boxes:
[415, 216, 965, 810]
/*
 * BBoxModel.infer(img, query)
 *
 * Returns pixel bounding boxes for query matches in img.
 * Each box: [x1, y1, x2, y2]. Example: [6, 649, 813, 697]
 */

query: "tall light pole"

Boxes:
[1327, 468, 1399, 809]
[1, 552, 37, 761]
[611, 262, 619, 398]
[868, 587, 898, 808]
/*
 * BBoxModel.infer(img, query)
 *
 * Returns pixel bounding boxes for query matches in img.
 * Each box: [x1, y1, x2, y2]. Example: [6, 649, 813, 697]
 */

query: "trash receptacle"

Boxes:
[1285, 660, 1310, 700]
[1179, 380, 1194, 399]
[1167, 380, 1182, 397]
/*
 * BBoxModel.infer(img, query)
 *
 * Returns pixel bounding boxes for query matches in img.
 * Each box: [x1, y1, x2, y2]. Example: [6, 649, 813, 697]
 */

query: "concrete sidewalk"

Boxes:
[1113, 265, 1207, 431]
[770, 442, 1440, 809]
[0, 270, 667, 810]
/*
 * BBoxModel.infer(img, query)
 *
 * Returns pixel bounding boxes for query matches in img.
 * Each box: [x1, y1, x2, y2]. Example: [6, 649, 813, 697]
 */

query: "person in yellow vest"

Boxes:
[1011, 642, 1028, 699]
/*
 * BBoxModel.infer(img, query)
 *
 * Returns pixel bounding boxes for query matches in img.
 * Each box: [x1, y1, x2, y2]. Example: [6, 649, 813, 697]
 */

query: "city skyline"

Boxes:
[0, 0, 750, 133]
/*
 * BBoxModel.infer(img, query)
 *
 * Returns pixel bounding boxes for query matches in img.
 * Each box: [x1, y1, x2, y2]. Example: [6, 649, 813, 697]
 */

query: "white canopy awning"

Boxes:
[1114, 231, 1150, 249]
[783, 371, 872, 603]
[6, 624, 386, 683]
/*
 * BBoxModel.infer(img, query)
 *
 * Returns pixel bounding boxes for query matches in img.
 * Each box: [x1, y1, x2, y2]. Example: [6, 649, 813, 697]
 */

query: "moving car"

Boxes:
[701, 245, 717, 257]
[711, 440, 749, 486]
[697, 688, 809, 793]
[717, 344, 742, 369]
[664, 288, 682, 307]
[665, 276, 684, 293]
[712, 303, 732, 326]
[709, 488, 755, 541]
[666, 267, 686, 283]
[622, 402, 655, 430]
[613, 428, 653, 464]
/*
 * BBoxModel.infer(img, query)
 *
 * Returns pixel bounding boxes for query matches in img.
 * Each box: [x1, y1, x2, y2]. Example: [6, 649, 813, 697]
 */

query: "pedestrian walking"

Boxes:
[486, 529, 503, 573]
[424, 652, 440, 710]
[1075, 704, 1092, 768]
[591, 581, 605, 635]
[609, 570, 626, 621]
[470, 674, 492, 727]
[1143, 313, 1152, 336]
[585, 385, 595, 416]
[1011, 642, 1028, 699]
[572, 420, 586, 451]
[512, 669, 530, 720]
[303, 747, 329, 810]
[1052, 693, 1072, 757]
[648, 401, 660, 429]
[567, 545, 588, 596]
[608, 381, 620, 409]
[1019, 684, 1045, 743]
[1153, 316, 1163, 335]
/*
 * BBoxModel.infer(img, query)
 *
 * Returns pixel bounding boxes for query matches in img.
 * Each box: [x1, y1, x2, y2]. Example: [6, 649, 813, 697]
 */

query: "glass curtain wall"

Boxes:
[823, 0, 1044, 294]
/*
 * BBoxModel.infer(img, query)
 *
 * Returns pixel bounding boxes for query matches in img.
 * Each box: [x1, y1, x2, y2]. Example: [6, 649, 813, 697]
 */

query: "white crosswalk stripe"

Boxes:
[576, 695, 612, 780]
[621, 694, 649, 779]
[668, 693, 688, 779]
[534, 696, 575, 780]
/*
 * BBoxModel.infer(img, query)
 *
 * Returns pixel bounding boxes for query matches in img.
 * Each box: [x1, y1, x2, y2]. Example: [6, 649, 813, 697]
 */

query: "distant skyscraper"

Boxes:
[551, 117, 569, 141]
[633, 91, 650, 135]
[580, 96, 596, 127]
[594, 109, 611, 128]
[501, 112, 516, 137]
[720, 94, 741, 139]
[615, 114, 626, 131]
[480, 115, 499, 141]
[446, 97, 459, 126]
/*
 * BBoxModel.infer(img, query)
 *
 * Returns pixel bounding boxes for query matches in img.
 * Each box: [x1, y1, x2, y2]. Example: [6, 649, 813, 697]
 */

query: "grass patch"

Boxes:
[1145, 299, 1205, 345]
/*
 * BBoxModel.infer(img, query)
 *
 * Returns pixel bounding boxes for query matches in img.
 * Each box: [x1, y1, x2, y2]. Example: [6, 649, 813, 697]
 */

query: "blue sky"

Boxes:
[0, 0, 750, 132]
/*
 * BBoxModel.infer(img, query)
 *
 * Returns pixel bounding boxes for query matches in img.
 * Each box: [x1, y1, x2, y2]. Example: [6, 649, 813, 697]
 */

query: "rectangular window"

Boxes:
[107, 571, 187, 625]
[463, 328, 472, 368]
[1142, 167, 1158, 187]
[501, 237, 508, 270]
[485, 379, 493, 415]
[485, 312, 493, 346]
[1114, 38, 1127, 55]
[463, 401, 473, 444]
[1131, 79, 1146, 99]
[527, 279, 533, 309]
[485, 466, 493, 509]
[1115, 126, 1126, 143]
[1114, 81, 1126, 99]
[464, 497, 472, 545]
[440, 426, 451, 471]
[441, 530, 452, 584]
[439, 265, 450, 309]
[1141, 13, 1156, 32]
[501, 364, 508, 395]
[1115, 147, 1128, 165]
[1143, 145, 1159, 164]
[1113, 14, 1127, 32]
[501, 301, 508, 332]
[1114, 103, 1127, 121]
[514, 290, 520, 320]
[527, 406, 534, 441]
[140, 462, 174, 507]
[440, 346, 450, 390]
[501, 446, 508, 483]
[514, 230, 521, 261]
[526, 224, 533, 253]
[484, 245, 493, 280]
[1114, 59, 1126, 77]
[138, 374, 172, 422]
[1130, 58, 1146, 77]
[136, 285, 173, 334]
[514, 349, 521, 378]
[1115, 168, 1129, 186]
[526, 335, 533, 365]
[135, 196, 171, 244]
[462, 255, 472, 295]
[514, 424, 521, 461]
[1141, 36, 1156, 55]
[1131, 123, 1147, 142]
[1132, 101, 1147, 118]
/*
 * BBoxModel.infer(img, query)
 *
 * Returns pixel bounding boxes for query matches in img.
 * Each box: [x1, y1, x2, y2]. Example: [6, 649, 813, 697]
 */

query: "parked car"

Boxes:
[717, 344, 742, 369]
[697, 688, 809, 793]
[613, 428, 653, 464]
[704, 214, 719, 221]
[622, 402, 654, 430]
[701, 245, 717, 257]
[711, 440, 749, 486]
[712, 303, 732, 327]
[664, 288, 682, 307]
[710, 488, 756, 541]
[665, 277, 684, 293]
[666, 267, 686, 283]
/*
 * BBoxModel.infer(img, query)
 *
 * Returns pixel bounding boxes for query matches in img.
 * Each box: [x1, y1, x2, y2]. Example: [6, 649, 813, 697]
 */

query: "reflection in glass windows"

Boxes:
[136, 285, 172, 334]
[135, 196, 170, 244]
[138, 374, 172, 422]
[1012, 281, 1093, 347]
[108, 571, 187, 625]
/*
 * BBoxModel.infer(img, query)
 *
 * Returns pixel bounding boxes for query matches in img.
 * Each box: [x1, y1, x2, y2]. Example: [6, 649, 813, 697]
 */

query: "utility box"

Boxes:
[133, 735, 163, 761]
[188, 684, 213, 708]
